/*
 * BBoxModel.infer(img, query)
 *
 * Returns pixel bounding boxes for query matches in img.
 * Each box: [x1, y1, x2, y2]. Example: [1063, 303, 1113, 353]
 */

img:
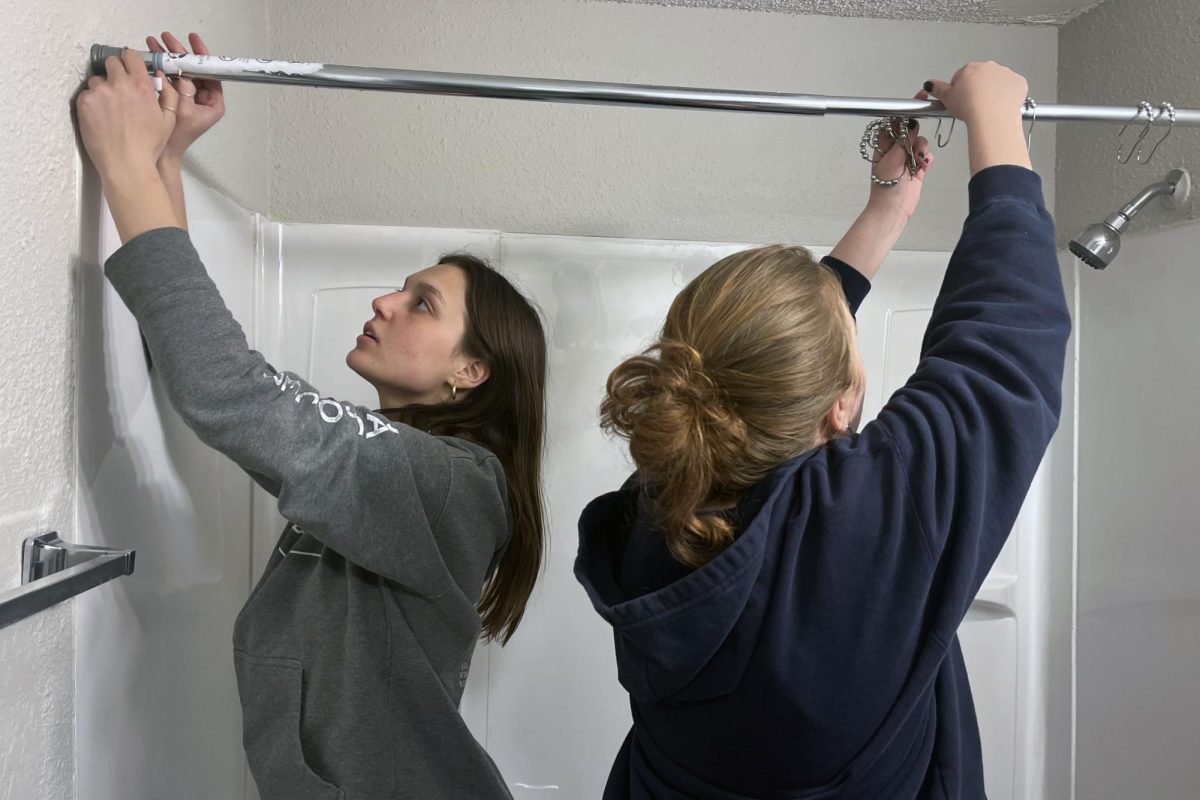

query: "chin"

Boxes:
[346, 349, 368, 379]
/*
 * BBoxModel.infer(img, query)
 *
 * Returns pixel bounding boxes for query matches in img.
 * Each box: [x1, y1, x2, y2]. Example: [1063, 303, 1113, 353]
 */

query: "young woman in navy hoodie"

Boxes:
[577, 61, 1071, 799]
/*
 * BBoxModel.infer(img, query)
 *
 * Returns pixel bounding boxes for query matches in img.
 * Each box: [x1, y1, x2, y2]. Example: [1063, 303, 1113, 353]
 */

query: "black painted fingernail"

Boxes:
[907, 118, 917, 129]
[923, 80, 934, 92]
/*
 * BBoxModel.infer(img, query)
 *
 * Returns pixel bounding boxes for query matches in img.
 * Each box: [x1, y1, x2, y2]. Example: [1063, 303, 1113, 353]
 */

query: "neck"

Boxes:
[376, 386, 445, 410]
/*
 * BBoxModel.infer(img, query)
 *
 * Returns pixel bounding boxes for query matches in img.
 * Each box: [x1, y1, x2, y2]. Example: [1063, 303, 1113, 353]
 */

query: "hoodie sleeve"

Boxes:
[104, 226, 499, 598]
[820, 255, 871, 318]
[866, 165, 1071, 634]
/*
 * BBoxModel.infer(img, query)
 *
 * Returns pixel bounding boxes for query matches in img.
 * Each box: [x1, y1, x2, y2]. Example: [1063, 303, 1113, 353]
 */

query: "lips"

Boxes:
[362, 323, 379, 342]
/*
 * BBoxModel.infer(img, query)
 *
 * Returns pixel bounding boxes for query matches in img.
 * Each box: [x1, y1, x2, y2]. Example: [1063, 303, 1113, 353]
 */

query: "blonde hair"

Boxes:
[600, 244, 860, 567]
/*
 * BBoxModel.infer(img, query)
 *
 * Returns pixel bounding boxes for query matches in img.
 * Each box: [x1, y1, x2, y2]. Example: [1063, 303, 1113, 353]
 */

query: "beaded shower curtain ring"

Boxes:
[860, 117, 919, 187]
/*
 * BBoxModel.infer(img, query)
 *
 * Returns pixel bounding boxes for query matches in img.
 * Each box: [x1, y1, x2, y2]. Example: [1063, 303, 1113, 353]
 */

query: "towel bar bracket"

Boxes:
[0, 532, 136, 631]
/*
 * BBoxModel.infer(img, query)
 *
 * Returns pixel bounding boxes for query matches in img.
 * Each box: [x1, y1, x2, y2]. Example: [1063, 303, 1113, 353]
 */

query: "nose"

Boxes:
[370, 292, 393, 319]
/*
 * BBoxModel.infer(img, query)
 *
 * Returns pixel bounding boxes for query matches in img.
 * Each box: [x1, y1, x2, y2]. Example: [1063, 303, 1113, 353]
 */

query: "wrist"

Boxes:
[964, 114, 1027, 150]
[99, 166, 179, 244]
[100, 160, 164, 194]
[158, 152, 184, 173]
[860, 200, 911, 233]
[964, 109, 1025, 130]
[966, 117, 1032, 175]
[829, 203, 909, 281]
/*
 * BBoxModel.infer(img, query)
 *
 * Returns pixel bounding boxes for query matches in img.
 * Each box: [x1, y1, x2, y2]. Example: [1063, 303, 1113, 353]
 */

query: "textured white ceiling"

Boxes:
[599, 0, 1107, 25]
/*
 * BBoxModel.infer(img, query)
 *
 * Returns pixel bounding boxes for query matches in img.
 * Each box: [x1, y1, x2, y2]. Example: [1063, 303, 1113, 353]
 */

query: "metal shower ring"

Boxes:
[1139, 102, 1177, 164]
[1024, 96, 1038, 152]
[1117, 101, 1155, 164]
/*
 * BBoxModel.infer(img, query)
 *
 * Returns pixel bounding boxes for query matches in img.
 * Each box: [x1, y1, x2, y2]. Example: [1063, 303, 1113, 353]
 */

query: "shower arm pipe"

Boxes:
[1116, 177, 1178, 220]
[92, 45, 1200, 127]
[1100, 172, 1184, 232]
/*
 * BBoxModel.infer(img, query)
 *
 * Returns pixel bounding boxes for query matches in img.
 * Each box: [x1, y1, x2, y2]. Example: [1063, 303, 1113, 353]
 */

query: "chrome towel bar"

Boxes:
[0, 532, 135, 630]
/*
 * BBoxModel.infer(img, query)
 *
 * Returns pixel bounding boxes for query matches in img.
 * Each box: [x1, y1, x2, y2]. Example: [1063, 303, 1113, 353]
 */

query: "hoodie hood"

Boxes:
[575, 451, 818, 704]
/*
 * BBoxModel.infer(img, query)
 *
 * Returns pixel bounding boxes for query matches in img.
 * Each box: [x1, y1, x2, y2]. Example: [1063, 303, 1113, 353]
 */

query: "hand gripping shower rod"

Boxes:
[91, 44, 1200, 128]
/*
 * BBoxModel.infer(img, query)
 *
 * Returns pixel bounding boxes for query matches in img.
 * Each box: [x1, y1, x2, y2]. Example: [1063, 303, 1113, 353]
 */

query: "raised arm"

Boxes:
[103, 226, 494, 597]
[823, 103, 934, 316]
[148, 32, 226, 231]
[830, 96, 935, 282]
[77, 45, 495, 598]
[867, 63, 1068, 633]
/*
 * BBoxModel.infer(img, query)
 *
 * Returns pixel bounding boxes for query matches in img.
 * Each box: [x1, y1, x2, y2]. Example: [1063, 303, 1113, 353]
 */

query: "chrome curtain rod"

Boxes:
[91, 45, 1200, 127]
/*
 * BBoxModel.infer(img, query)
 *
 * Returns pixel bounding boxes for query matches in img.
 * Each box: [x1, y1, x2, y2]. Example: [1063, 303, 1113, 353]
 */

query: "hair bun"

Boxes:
[637, 338, 746, 465]
[658, 339, 716, 399]
[601, 243, 859, 567]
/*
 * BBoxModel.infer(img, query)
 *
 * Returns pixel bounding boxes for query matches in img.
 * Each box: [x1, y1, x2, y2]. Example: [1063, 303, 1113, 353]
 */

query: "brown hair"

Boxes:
[382, 253, 546, 644]
[600, 244, 859, 567]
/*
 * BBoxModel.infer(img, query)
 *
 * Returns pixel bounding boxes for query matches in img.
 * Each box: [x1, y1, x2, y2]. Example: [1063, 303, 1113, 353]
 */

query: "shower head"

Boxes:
[1068, 217, 1123, 270]
[1069, 168, 1189, 270]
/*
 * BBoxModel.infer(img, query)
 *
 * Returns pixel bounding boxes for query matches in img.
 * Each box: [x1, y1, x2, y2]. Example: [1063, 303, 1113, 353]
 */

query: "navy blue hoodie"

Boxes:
[575, 165, 1070, 799]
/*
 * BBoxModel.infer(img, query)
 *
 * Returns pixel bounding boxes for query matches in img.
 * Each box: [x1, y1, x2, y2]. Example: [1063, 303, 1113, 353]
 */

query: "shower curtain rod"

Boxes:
[91, 45, 1200, 127]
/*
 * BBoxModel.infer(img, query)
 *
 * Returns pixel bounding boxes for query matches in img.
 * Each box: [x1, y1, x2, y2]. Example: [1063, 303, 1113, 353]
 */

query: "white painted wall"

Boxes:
[265, 0, 1058, 251]
[0, 3, 266, 798]
[1074, 222, 1200, 798]
[74, 177, 259, 800]
[1057, 1, 1200, 796]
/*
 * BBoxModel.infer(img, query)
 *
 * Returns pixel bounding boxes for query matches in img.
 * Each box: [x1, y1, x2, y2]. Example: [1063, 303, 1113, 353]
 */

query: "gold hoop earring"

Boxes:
[450, 383, 457, 401]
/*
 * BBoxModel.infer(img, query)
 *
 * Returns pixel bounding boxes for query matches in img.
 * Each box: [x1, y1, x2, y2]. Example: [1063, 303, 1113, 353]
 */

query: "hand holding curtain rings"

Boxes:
[861, 89, 934, 222]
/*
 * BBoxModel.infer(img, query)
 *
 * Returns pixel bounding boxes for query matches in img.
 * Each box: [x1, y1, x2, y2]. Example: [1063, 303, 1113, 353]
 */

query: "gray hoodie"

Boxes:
[106, 226, 513, 800]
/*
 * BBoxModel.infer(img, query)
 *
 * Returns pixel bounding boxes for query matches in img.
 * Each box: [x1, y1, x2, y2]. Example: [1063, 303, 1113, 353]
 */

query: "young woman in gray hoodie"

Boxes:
[77, 33, 546, 800]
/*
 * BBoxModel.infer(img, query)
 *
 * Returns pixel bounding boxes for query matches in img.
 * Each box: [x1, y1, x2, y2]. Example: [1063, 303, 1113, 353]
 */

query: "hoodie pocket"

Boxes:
[234, 651, 345, 800]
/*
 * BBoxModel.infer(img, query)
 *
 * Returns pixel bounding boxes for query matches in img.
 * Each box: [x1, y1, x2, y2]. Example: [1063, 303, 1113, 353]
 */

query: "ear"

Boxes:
[823, 389, 856, 436]
[454, 357, 491, 390]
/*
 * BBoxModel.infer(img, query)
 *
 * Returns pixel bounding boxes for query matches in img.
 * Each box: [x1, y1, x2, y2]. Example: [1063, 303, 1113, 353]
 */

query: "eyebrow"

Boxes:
[403, 280, 445, 305]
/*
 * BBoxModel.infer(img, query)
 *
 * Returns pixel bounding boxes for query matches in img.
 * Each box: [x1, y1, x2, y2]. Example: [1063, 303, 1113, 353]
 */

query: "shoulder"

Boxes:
[751, 429, 905, 521]
[436, 434, 504, 471]
[794, 427, 906, 497]
[434, 435, 509, 523]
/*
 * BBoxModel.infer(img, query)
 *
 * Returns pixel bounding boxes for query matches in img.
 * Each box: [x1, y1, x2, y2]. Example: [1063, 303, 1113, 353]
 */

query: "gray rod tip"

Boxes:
[90, 44, 124, 74]
[89, 45, 156, 75]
